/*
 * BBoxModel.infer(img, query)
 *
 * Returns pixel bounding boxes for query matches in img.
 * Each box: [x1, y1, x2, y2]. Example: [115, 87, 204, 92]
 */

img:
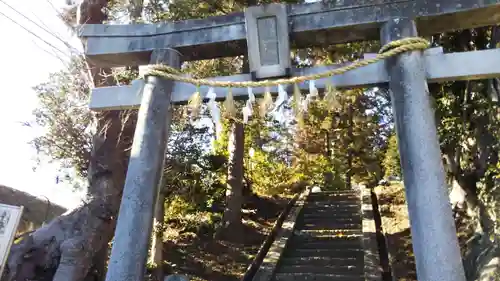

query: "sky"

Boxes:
[0, 0, 325, 211]
[0, 0, 86, 210]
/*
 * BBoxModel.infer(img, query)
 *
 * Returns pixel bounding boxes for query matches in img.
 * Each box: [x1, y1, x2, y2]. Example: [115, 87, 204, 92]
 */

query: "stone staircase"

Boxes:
[271, 190, 365, 281]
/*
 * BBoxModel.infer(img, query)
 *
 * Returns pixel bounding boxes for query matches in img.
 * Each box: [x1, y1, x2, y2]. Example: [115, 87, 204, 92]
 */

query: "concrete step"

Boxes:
[307, 195, 359, 200]
[293, 229, 363, 237]
[283, 248, 363, 258]
[279, 256, 363, 267]
[307, 194, 360, 199]
[302, 206, 360, 213]
[273, 273, 364, 281]
[276, 264, 363, 275]
[301, 213, 362, 220]
[290, 234, 362, 243]
[297, 222, 361, 231]
[300, 216, 362, 224]
[299, 213, 362, 220]
[308, 190, 359, 195]
[306, 198, 359, 203]
[307, 193, 359, 198]
[305, 201, 360, 206]
[305, 202, 360, 207]
[290, 240, 362, 250]
[291, 243, 362, 252]
[302, 203, 360, 208]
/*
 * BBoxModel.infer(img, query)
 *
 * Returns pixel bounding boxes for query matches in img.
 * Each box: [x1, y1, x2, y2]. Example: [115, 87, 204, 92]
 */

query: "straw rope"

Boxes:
[144, 37, 430, 88]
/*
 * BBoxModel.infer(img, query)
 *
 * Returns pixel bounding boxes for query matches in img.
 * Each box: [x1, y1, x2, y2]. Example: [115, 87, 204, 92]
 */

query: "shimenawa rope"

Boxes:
[143, 37, 430, 88]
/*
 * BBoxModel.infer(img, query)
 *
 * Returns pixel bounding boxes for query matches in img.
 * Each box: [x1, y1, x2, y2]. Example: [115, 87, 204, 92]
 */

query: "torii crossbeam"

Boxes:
[78, 1, 500, 281]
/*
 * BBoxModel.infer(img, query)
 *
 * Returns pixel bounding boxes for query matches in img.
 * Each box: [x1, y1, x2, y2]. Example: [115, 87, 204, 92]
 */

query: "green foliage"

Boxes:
[164, 195, 223, 236]
[383, 133, 401, 178]
[429, 27, 500, 279]
[27, 56, 94, 185]
[246, 148, 293, 196]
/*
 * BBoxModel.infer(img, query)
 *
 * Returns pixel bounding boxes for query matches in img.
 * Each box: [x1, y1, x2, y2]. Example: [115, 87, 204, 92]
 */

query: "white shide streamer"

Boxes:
[302, 80, 318, 111]
[248, 87, 256, 103]
[274, 84, 288, 109]
[243, 99, 253, 123]
[206, 88, 222, 139]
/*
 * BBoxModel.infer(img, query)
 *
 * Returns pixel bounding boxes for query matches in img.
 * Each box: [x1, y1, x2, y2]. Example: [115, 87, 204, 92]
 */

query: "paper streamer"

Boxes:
[206, 88, 222, 139]
[309, 80, 319, 97]
[248, 87, 256, 103]
[243, 99, 253, 123]
[274, 84, 288, 109]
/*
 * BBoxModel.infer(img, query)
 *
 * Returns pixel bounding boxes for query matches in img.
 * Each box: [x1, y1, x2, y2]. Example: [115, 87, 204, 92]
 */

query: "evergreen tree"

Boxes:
[383, 133, 401, 178]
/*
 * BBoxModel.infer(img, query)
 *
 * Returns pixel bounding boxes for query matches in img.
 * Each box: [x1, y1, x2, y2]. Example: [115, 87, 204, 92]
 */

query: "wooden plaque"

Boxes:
[0, 204, 23, 278]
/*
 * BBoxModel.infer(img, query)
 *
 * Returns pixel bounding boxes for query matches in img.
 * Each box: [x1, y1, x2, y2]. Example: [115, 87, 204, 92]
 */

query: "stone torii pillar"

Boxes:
[104, 48, 181, 281]
[381, 18, 466, 281]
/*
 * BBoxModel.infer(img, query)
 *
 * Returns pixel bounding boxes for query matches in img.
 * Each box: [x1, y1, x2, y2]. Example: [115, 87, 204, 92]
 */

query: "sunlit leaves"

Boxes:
[27, 56, 95, 182]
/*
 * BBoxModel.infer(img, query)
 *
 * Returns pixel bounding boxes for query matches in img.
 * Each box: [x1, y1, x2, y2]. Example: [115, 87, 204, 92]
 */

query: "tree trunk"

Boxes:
[221, 121, 244, 232]
[128, 0, 144, 22]
[454, 176, 498, 281]
[346, 105, 353, 188]
[2, 1, 138, 281]
[3, 110, 135, 281]
[323, 130, 333, 186]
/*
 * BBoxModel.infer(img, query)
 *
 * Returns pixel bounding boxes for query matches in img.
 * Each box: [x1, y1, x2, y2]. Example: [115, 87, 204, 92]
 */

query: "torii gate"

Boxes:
[78, 1, 500, 281]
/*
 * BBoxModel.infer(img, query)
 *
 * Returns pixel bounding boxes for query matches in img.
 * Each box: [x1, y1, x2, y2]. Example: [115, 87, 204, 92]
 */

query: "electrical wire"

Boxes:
[0, 0, 75, 50]
[0, 9, 70, 57]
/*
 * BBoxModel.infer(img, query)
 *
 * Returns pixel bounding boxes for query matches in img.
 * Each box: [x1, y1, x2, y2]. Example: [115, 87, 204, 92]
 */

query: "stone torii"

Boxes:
[78, 1, 500, 281]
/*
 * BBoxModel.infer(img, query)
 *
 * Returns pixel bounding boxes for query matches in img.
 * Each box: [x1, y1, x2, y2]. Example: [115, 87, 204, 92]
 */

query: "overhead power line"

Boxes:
[0, 0, 75, 50]
[0, 9, 69, 57]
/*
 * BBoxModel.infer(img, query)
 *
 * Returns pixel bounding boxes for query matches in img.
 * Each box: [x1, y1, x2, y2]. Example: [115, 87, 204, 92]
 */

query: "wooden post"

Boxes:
[380, 18, 466, 281]
[104, 48, 181, 281]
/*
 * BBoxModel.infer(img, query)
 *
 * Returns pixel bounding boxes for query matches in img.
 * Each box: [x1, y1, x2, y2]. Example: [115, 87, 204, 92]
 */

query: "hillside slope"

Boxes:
[374, 183, 416, 281]
[0, 184, 67, 233]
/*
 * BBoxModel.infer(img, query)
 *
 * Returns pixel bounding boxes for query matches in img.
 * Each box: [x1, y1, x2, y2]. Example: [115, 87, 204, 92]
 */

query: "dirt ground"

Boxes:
[160, 195, 288, 281]
[374, 183, 417, 281]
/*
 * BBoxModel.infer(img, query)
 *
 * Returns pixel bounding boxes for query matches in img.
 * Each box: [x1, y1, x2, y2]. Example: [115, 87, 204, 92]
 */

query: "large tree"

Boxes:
[431, 27, 500, 280]
[2, 1, 139, 280]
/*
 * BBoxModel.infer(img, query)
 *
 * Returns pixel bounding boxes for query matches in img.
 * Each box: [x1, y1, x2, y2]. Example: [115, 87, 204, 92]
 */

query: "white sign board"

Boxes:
[0, 204, 23, 278]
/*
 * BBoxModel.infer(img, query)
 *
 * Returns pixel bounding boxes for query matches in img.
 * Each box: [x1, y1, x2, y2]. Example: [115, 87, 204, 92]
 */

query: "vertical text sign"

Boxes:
[245, 3, 291, 80]
[0, 204, 23, 278]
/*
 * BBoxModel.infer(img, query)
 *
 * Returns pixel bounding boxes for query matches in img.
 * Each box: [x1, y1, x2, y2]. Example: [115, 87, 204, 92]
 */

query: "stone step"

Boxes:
[304, 203, 361, 208]
[301, 213, 362, 220]
[297, 222, 361, 231]
[307, 193, 361, 198]
[283, 248, 363, 258]
[302, 205, 361, 212]
[300, 212, 361, 219]
[303, 203, 360, 208]
[279, 256, 363, 267]
[305, 202, 360, 207]
[298, 218, 362, 224]
[276, 264, 364, 275]
[308, 191, 359, 195]
[307, 198, 360, 202]
[273, 273, 364, 281]
[290, 235, 362, 244]
[308, 190, 359, 195]
[305, 202, 360, 206]
[293, 229, 363, 237]
[306, 198, 359, 203]
[290, 239, 362, 250]
[300, 216, 362, 224]
[291, 243, 362, 252]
